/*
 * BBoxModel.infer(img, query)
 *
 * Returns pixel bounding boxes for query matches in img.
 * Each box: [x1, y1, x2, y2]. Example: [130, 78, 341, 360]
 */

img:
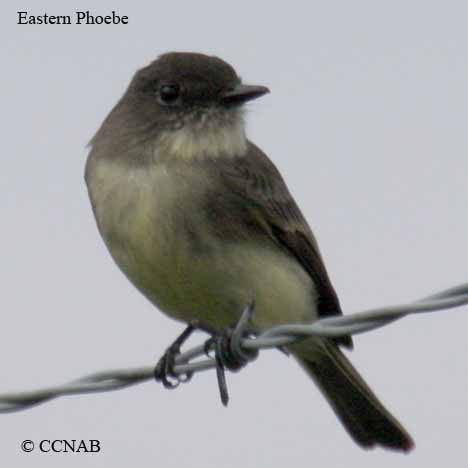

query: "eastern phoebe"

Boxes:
[85, 52, 413, 452]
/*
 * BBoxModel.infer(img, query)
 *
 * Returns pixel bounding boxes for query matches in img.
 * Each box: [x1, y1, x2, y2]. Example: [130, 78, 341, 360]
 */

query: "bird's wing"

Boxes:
[211, 141, 352, 348]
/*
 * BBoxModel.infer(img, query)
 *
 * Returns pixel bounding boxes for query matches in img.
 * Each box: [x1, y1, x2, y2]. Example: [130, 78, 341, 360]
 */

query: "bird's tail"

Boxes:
[290, 340, 414, 452]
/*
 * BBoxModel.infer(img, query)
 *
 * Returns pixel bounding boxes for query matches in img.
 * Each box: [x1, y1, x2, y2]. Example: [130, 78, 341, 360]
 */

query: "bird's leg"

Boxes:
[154, 321, 198, 389]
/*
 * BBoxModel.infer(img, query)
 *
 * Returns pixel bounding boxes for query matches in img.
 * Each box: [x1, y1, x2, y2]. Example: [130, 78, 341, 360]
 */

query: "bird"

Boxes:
[85, 51, 414, 452]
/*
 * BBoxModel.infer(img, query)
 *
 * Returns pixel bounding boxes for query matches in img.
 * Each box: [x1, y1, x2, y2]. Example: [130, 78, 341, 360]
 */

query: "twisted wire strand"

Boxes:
[1, 282, 467, 413]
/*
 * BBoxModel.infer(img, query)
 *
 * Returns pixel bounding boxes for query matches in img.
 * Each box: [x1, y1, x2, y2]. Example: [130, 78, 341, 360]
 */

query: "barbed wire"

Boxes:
[1, 282, 467, 413]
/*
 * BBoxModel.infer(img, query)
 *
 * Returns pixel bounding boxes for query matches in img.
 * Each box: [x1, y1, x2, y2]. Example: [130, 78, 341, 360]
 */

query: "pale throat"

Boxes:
[156, 107, 247, 160]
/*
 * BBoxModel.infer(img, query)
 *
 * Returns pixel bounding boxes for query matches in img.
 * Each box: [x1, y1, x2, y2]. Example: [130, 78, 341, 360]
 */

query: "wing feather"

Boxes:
[208, 141, 352, 348]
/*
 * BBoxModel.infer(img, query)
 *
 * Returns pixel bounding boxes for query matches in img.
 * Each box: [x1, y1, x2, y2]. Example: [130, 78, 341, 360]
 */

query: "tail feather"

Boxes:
[291, 341, 414, 452]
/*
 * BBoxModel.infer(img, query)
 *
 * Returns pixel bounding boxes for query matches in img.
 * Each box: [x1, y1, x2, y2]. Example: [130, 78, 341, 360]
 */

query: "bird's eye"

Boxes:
[158, 83, 180, 105]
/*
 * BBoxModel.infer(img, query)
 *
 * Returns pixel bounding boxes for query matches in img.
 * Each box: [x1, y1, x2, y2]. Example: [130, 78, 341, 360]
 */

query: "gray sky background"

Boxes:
[2, 1, 468, 466]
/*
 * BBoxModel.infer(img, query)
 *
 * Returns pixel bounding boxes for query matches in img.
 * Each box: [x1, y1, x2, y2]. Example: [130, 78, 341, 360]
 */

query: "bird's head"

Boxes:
[124, 52, 270, 159]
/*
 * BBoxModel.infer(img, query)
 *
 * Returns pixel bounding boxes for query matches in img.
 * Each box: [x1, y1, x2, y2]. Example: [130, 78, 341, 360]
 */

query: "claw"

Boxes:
[154, 350, 180, 388]
[154, 322, 197, 389]
[203, 337, 215, 358]
[154, 302, 258, 407]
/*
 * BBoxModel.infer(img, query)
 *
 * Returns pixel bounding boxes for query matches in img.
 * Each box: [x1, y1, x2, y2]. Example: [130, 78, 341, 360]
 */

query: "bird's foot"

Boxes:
[154, 322, 198, 389]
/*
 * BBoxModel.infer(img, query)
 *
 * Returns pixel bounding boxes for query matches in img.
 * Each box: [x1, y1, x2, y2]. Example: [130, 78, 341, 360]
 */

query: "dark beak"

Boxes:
[220, 84, 270, 106]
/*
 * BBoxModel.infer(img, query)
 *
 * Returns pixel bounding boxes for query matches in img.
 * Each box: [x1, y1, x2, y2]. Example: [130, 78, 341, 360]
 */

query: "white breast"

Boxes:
[157, 107, 247, 160]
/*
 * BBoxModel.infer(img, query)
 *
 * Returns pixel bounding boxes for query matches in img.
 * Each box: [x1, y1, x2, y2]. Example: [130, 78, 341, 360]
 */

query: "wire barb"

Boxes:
[210, 301, 259, 406]
[1, 282, 468, 413]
